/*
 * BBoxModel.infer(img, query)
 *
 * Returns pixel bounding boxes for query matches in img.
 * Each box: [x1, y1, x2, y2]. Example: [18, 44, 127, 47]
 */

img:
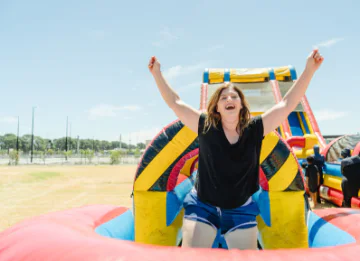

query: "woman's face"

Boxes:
[216, 87, 242, 117]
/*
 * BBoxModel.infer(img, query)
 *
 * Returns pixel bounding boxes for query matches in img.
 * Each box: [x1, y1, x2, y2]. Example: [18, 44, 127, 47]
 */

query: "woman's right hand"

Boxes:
[148, 56, 161, 74]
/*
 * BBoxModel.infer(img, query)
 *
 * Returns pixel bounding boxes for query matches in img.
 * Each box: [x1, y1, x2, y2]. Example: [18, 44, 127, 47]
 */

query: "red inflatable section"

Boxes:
[353, 142, 360, 156]
[316, 208, 360, 241]
[2, 205, 360, 261]
[286, 136, 305, 148]
[320, 185, 360, 208]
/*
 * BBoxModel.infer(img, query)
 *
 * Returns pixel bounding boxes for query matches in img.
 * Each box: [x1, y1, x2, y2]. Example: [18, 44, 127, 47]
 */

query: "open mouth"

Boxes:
[225, 104, 235, 110]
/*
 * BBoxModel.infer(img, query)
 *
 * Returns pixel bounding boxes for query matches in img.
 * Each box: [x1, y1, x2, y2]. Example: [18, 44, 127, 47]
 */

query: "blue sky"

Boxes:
[0, 0, 359, 144]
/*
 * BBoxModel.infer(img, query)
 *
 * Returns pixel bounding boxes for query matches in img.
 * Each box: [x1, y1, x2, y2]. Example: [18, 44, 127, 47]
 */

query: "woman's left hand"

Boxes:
[305, 49, 324, 72]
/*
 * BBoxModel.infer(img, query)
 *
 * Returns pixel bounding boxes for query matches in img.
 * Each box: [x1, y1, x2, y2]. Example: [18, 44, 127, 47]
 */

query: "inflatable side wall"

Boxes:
[132, 119, 309, 249]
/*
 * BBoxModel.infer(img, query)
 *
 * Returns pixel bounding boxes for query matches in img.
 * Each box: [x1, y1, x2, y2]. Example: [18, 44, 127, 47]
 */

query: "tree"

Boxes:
[110, 150, 122, 164]
[134, 148, 141, 158]
[85, 149, 94, 163]
[0, 132, 139, 154]
[20, 135, 32, 153]
[137, 142, 146, 149]
[8, 150, 19, 165]
[2, 134, 17, 152]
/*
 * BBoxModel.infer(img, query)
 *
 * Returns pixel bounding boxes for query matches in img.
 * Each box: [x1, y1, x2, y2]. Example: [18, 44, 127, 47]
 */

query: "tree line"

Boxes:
[0, 133, 146, 154]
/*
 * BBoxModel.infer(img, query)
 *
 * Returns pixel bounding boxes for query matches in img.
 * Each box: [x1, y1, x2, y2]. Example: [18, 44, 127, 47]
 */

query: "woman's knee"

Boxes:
[181, 219, 217, 248]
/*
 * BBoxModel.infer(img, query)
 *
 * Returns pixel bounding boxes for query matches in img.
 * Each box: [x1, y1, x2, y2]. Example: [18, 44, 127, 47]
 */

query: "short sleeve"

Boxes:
[198, 113, 207, 136]
[249, 115, 264, 139]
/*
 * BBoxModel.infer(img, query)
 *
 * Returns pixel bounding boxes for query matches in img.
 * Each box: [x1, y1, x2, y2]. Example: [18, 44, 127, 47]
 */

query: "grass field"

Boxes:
[0, 165, 137, 231]
[0, 164, 335, 232]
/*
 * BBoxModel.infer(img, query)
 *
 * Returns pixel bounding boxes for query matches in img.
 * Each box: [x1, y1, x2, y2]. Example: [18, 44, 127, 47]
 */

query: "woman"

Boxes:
[148, 49, 324, 249]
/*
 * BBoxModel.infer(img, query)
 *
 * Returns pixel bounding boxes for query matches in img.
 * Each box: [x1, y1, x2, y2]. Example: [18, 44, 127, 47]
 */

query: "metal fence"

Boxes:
[0, 154, 141, 166]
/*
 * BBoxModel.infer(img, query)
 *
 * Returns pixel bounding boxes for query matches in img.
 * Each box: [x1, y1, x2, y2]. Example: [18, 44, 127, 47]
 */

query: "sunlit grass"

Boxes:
[0, 165, 136, 231]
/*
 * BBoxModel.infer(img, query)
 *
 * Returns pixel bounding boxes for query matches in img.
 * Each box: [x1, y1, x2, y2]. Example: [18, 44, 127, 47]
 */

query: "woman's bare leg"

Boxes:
[224, 226, 258, 250]
[181, 219, 217, 248]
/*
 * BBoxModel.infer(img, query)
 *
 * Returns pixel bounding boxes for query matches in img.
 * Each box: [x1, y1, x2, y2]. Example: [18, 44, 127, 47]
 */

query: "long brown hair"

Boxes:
[203, 83, 251, 136]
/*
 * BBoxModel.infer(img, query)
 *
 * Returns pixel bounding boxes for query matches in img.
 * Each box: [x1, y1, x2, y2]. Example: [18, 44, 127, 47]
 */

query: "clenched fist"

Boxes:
[148, 56, 161, 74]
[306, 49, 324, 72]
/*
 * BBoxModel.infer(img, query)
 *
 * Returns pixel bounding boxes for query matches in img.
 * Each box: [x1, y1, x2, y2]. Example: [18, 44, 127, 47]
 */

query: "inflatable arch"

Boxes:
[132, 120, 308, 249]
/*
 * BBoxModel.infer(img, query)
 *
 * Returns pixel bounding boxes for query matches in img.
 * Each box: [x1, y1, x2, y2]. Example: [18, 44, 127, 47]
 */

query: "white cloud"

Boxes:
[88, 104, 141, 120]
[314, 109, 349, 121]
[152, 27, 179, 47]
[0, 116, 17, 123]
[315, 38, 344, 48]
[163, 63, 206, 80]
[206, 44, 225, 52]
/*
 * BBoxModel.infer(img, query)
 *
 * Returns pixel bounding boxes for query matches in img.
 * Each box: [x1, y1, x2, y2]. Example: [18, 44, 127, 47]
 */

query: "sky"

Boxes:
[0, 0, 359, 144]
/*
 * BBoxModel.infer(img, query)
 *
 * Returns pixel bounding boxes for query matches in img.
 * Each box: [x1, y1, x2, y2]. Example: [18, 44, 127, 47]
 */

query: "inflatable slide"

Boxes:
[272, 67, 326, 159]
[319, 134, 360, 207]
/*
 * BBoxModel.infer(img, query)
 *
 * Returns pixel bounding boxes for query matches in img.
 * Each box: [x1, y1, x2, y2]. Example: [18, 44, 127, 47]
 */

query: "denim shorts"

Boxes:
[183, 190, 260, 235]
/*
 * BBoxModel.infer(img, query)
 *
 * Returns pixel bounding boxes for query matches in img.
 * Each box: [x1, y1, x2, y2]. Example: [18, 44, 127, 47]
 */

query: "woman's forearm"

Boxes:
[282, 68, 315, 112]
[152, 71, 180, 109]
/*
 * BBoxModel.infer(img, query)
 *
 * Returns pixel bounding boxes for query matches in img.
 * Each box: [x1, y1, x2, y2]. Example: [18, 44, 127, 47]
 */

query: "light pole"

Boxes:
[65, 116, 68, 152]
[16, 116, 19, 152]
[30, 107, 36, 163]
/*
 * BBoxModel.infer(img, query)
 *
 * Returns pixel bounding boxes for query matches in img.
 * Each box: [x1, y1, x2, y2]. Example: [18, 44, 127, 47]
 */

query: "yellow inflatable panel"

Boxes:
[256, 131, 307, 248]
[295, 148, 315, 159]
[134, 126, 197, 191]
[268, 155, 299, 191]
[208, 69, 225, 83]
[303, 112, 314, 134]
[323, 174, 360, 197]
[180, 155, 198, 177]
[257, 191, 308, 249]
[207, 66, 296, 83]
[274, 66, 292, 81]
[259, 132, 279, 163]
[230, 68, 269, 83]
[323, 175, 342, 191]
[297, 112, 306, 134]
[134, 191, 183, 245]
[304, 134, 319, 149]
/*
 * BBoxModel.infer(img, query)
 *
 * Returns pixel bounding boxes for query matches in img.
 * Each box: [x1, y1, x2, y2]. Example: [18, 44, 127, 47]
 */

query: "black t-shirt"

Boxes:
[313, 158, 324, 184]
[341, 156, 360, 187]
[305, 164, 319, 189]
[195, 113, 264, 209]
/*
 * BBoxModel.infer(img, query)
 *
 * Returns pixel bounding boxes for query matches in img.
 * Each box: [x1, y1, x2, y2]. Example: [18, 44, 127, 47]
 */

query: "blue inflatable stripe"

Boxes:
[166, 171, 196, 226]
[268, 68, 275, 80]
[300, 112, 310, 134]
[289, 65, 297, 80]
[95, 209, 134, 241]
[288, 111, 303, 136]
[203, 69, 209, 83]
[323, 163, 343, 177]
[252, 188, 271, 226]
[224, 69, 230, 82]
[308, 211, 356, 248]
